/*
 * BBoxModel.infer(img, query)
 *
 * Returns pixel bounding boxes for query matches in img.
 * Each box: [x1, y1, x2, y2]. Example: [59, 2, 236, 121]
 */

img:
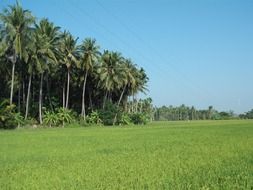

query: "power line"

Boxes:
[50, 0, 175, 102]
[63, 0, 170, 81]
[54, 0, 215, 105]
[94, 0, 218, 101]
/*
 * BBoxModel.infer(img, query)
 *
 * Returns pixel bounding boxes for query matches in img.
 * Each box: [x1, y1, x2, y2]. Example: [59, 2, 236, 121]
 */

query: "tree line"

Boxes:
[153, 105, 251, 121]
[0, 2, 151, 128]
[239, 109, 253, 119]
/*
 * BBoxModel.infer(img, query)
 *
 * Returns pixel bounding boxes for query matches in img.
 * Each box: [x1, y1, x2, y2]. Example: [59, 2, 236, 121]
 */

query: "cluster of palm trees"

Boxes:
[0, 2, 148, 124]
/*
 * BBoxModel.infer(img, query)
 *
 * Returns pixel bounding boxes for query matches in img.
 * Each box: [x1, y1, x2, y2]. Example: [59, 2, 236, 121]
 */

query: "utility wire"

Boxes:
[63, 0, 170, 82]
[94, 0, 217, 101]
[51, 0, 214, 106]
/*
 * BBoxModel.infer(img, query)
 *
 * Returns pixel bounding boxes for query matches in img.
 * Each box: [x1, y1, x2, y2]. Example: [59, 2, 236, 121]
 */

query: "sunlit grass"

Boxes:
[0, 120, 253, 189]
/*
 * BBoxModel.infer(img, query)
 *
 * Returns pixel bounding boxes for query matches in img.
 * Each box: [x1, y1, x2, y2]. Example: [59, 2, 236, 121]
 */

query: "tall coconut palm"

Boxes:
[117, 59, 136, 108]
[98, 51, 124, 108]
[130, 67, 148, 113]
[26, 19, 59, 123]
[79, 38, 100, 120]
[59, 31, 79, 109]
[0, 2, 34, 105]
[24, 28, 36, 119]
[112, 59, 138, 124]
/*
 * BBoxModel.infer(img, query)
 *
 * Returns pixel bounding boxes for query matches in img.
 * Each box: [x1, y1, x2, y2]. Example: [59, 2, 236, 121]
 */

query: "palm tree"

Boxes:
[24, 28, 35, 119]
[0, 2, 34, 105]
[79, 38, 100, 120]
[134, 68, 148, 112]
[117, 59, 136, 108]
[98, 51, 124, 108]
[112, 58, 138, 124]
[59, 31, 79, 109]
[26, 19, 59, 123]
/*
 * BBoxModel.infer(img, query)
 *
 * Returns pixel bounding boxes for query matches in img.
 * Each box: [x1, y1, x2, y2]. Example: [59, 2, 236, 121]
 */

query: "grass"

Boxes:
[0, 120, 253, 189]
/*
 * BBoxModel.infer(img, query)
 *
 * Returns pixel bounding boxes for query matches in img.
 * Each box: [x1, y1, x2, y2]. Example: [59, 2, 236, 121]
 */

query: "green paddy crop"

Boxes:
[0, 120, 253, 189]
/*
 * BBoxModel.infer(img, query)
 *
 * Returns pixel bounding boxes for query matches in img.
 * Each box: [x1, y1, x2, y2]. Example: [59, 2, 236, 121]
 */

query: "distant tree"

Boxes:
[245, 109, 253, 119]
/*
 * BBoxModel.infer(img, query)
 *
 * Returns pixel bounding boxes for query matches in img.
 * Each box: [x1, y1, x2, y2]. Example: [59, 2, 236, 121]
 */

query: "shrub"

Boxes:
[129, 113, 149, 125]
[13, 112, 25, 128]
[118, 113, 132, 125]
[56, 108, 73, 127]
[86, 111, 102, 125]
[0, 100, 21, 129]
[99, 102, 118, 125]
[43, 111, 59, 127]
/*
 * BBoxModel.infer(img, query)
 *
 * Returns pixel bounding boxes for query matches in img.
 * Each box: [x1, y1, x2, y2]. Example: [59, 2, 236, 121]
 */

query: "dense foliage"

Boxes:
[0, 2, 152, 128]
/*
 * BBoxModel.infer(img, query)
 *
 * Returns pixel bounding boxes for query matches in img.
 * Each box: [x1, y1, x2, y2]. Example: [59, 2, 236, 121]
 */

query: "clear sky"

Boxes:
[1, 0, 253, 113]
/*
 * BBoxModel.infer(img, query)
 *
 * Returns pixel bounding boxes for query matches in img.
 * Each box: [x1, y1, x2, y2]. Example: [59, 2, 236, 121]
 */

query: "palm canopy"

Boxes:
[137, 67, 149, 93]
[123, 58, 137, 88]
[98, 50, 125, 92]
[28, 18, 60, 74]
[130, 67, 148, 95]
[79, 38, 100, 72]
[0, 1, 34, 59]
[59, 31, 79, 69]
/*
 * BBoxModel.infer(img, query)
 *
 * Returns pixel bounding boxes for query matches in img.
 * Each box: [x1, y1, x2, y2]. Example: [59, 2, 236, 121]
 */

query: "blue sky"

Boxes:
[1, 0, 253, 113]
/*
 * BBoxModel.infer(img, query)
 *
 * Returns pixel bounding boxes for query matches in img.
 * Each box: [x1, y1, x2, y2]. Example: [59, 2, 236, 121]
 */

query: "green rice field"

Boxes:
[0, 120, 253, 189]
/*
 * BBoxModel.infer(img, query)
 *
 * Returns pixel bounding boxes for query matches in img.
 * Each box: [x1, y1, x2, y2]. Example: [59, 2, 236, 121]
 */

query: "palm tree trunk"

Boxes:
[65, 69, 70, 109]
[39, 73, 43, 124]
[135, 96, 138, 113]
[127, 97, 131, 113]
[10, 62, 15, 105]
[108, 92, 112, 102]
[103, 91, 108, 109]
[18, 84, 21, 112]
[46, 73, 53, 111]
[131, 93, 135, 113]
[32, 74, 35, 105]
[63, 81, 65, 108]
[81, 70, 88, 120]
[125, 98, 128, 113]
[22, 79, 26, 112]
[117, 84, 126, 108]
[25, 73, 32, 119]
[140, 101, 143, 113]
[88, 90, 93, 111]
[113, 84, 126, 125]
